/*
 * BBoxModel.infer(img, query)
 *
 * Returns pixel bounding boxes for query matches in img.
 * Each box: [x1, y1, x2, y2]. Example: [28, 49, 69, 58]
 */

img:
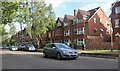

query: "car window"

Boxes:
[51, 44, 56, 48]
[45, 44, 51, 48]
[55, 43, 70, 48]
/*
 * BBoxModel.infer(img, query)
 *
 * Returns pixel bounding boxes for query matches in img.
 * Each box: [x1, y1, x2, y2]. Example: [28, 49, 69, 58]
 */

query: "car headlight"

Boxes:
[62, 51, 69, 55]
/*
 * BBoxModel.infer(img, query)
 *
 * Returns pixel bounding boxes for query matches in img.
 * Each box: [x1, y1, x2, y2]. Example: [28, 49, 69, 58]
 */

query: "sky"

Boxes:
[5, 0, 119, 32]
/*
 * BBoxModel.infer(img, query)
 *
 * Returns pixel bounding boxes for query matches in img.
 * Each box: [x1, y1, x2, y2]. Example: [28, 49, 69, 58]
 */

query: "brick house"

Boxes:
[54, 17, 64, 43]
[71, 7, 111, 49]
[110, 1, 120, 43]
[41, 7, 113, 49]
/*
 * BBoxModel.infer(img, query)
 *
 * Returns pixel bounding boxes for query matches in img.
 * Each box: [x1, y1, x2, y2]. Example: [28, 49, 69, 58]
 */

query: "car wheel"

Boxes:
[57, 53, 62, 60]
[43, 52, 47, 57]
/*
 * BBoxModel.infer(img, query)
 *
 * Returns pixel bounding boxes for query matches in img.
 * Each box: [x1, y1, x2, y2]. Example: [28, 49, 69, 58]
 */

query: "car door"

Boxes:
[48, 44, 58, 57]
[44, 44, 52, 56]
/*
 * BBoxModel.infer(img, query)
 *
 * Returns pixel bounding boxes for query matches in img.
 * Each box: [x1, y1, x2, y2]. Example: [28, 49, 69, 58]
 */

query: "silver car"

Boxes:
[43, 43, 79, 59]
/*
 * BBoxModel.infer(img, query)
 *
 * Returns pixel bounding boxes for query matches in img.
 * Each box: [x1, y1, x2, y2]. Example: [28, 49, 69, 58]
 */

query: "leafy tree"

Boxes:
[0, 2, 19, 45]
[29, 2, 56, 48]
[2, 2, 19, 25]
[0, 24, 9, 45]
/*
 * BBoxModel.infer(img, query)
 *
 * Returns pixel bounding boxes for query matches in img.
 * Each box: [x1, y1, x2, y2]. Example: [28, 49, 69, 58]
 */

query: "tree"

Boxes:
[2, 2, 19, 25]
[0, 24, 9, 45]
[0, 2, 19, 45]
[29, 2, 56, 48]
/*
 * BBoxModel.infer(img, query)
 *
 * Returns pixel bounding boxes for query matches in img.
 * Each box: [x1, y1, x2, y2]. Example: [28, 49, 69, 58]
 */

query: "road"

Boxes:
[1, 49, 119, 69]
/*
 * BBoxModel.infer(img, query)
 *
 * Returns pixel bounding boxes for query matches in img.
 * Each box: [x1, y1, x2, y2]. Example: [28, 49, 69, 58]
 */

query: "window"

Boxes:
[73, 18, 76, 25]
[74, 29, 77, 34]
[64, 30, 70, 36]
[106, 30, 109, 35]
[57, 21, 61, 26]
[77, 39, 85, 46]
[74, 39, 77, 43]
[76, 18, 79, 23]
[64, 40, 71, 46]
[78, 18, 83, 23]
[77, 27, 84, 34]
[94, 17, 96, 23]
[114, 19, 120, 28]
[94, 28, 97, 33]
[100, 29, 103, 34]
[100, 19, 102, 24]
[64, 22, 68, 26]
[115, 6, 120, 14]
[100, 29, 103, 37]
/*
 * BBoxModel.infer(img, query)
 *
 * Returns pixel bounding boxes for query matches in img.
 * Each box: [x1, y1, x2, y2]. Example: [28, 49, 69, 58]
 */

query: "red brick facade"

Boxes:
[110, 1, 120, 43]
[41, 7, 113, 49]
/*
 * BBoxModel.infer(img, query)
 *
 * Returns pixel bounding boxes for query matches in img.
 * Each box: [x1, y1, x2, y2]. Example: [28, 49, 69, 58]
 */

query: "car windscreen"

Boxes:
[28, 45, 34, 48]
[55, 43, 70, 49]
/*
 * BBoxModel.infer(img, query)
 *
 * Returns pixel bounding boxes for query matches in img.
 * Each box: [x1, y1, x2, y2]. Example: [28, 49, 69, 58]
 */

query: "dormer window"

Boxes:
[73, 18, 76, 25]
[64, 22, 68, 26]
[94, 17, 96, 23]
[57, 21, 61, 26]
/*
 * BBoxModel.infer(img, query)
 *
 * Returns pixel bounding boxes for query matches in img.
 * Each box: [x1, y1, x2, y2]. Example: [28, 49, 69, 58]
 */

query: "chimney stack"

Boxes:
[74, 9, 78, 16]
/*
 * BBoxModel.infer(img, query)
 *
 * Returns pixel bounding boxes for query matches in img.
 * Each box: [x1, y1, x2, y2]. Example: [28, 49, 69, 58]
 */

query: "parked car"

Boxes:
[18, 44, 26, 51]
[43, 43, 79, 60]
[9, 45, 18, 51]
[2, 45, 9, 49]
[24, 44, 36, 51]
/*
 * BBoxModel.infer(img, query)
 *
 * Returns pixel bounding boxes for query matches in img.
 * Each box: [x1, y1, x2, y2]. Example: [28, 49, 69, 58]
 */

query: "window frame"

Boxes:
[94, 17, 97, 23]
[115, 6, 120, 14]
[114, 19, 120, 28]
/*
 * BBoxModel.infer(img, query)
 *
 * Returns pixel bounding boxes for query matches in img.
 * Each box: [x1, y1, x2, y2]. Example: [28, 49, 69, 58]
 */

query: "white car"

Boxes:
[9, 46, 18, 51]
[24, 44, 36, 51]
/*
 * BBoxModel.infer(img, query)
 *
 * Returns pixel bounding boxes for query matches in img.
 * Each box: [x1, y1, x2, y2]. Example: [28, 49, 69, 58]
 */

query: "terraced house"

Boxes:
[110, 1, 120, 43]
[42, 7, 112, 49]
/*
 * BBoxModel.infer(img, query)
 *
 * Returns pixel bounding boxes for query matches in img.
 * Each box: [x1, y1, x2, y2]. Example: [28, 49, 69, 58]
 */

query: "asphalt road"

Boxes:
[1, 49, 119, 69]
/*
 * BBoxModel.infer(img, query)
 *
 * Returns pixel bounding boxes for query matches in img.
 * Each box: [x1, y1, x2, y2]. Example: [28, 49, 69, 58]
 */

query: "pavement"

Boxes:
[1, 49, 119, 69]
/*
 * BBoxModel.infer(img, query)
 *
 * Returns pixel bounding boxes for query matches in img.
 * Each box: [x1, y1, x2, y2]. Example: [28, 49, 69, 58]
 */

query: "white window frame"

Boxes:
[94, 17, 96, 23]
[64, 22, 68, 26]
[64, 30, 70, 36]
[78, 18, 83, 23]
[77, 39, 85, 46]
[114, 19, 120, 28]
[57, 21, 61, 26]
[115, 6, 120, 14]
[100, 19, 102, 24]
[106, 30, 109, 35]
[77, 27, 84, 34]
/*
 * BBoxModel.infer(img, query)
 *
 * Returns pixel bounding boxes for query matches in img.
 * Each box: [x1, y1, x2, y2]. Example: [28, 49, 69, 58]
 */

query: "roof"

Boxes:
[88, 7, 100, 18]
[65, 14, 75, 21]
[78, 9, 90, 17]
[59, 17, 64, 22]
